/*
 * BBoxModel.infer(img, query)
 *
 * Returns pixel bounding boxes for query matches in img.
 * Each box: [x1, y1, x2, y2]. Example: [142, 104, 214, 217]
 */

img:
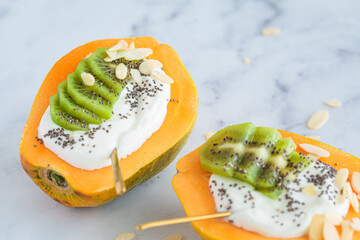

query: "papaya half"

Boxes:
[173, 129, 360, 240]
[20, 37, 198, 207]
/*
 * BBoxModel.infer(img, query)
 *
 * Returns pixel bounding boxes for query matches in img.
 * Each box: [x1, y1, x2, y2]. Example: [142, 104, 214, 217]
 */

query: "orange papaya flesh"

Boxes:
[20, 37, 198, 207]
[173, 129, 360, 240]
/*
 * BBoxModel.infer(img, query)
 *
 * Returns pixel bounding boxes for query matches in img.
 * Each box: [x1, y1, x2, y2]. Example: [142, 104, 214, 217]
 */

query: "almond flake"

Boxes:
[306, 135, 321, 140]
[81, 72, 95, 86]
[352, 192, 359, 213]
[104, 50, 129, 62]
[308, 154, 320, 160]
[125, 48, 153, 61]
[128, 41, 135, 49]
[150, 68, 174, 84]
[299, 143, 330, 158]
[243, 58, 250, 64]
[139, 59, 163, 75]
[307, 110, 329, 130]
[351, 218, 360, 231]
[340, 220, 354, 240]
[109, 40, 128, 51]
[323, 219, 340, 240]
[130, 69, 143, 84]
[338, 185, 347, 204]
[351, 172, 360, 194]
[205, 132, 214, 140]
[309, 215, 326, 240]
[261, 28, 280, 36]
[114, 232, 135, 240]
[346, 182, 357, 212]
[163, 233, 182, 240]
[335, 168, 349, 190]
[106, 49, 118, 59]
[325, 209, 343, 226]
[302, 183, 318, 196]
[84, 52, 92, 59]
[325, 99, 342, 108]
[104, 56, 114, 62]
[115, 63, 128, 80]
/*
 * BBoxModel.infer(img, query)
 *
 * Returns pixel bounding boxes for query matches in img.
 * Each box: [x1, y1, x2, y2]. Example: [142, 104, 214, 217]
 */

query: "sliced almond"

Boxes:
[351, 218, 360, 231]
[130, 69, 143, 84]
[335, 168, 349, 190]
[243, 58, 250, 64]
[261, 28, 280, 36]
[346, 182, 357, 212]
[325, 99, 342, 108]
[128, 41, 135, 49]
[115, 63, 128, 80]
[106, 49, 118, 59]
[81, 72, 95, 86]
[352, 192, 359, 213]
[104, 50, 129, 62]
[325, 209, 343, 226]
[351, 172, 360, 194]
[307, 110, 329, 130]
[341, 220, 354, 240]
[323, 219, 340, 240]
[302, 183, 318, 196]
[125, 48, 153, 61]
[306, 135, 321, 140]
[139, 59, 163, 75]
[150, 68, 174, 84]
[114, 232, 135, 240]
[163, 233, 182, 240]
[308, 154, 320, 160]
[109, 40, 129, 51]
[309, 214, 326, 240]
[205, 132, 214, 140]
[338, 185, 347, 204]
[299, 143, 330, 158]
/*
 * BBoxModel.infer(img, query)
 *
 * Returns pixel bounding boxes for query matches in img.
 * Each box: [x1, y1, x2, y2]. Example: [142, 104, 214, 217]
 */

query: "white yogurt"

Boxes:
[38, 77, 170, 170]
[209, 160, 349, 238]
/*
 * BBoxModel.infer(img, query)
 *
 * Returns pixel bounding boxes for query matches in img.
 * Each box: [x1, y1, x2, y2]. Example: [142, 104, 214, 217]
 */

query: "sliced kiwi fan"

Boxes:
[200, 123, 314, 199]
[50, 48, 133, 131]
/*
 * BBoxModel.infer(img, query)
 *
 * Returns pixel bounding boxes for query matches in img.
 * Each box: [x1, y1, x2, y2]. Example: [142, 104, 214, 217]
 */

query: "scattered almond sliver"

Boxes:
[115, 63, 128, 80]
[351, 218, 360, 231]
[306, 135, 321, 140]
[302, 183, 317, 196]
[335, 168, 349, 191]
[151, 68, 174, 84]
[261, 28, 280, 36]
[81, 72, 95, 86]
[130, 69, 143, 84]
[351, 172, 360, 194]
[299, 143, 330, 158]
[352, 192, 359, 213]
[139, 59, 163, 75]
[106, 49, 118, 59]
[325, 209, 343, 226]
[346, 182, 359, 213]
[325, 99, 342, 108]
[243, 58, 250, 64]
[125, 48, 153, 61]
[163, 233, 183, 240]
[109, 40, 129, 51]
[128, 41, 135, 49]
[205, 132, 214, 140]
[114, 232, 135, 240]
[338, 184, 347, 204]
[104, 50, 129, 62]
[341, 220, 354, 240]
[323, 219, 340, 240]
[307, 110, 329, 130]
[309, 215, 326, 240]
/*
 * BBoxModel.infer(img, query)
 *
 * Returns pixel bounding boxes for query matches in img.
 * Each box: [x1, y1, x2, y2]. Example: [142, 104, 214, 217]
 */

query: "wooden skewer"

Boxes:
[136, 212, 232, 230]
[110, 148, 126, 195]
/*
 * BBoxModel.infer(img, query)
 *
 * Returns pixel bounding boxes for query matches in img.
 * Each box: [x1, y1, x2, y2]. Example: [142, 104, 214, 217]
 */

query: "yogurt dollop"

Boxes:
[38, 77, 170, 170]
[209, 160, 349, 238]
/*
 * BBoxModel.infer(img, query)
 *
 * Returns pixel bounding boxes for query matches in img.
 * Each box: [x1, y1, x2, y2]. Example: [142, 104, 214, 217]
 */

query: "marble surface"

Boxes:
[1, 0, 360, 239]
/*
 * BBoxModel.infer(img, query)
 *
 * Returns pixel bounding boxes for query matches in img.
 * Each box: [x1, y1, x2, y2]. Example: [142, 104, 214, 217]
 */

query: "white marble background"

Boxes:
[1, 0, 360, 239]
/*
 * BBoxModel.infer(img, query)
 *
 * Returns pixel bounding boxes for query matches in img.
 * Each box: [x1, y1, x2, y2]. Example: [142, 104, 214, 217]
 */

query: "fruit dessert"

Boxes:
[173, 123, 360, 239]
[20, 37, 198, 207]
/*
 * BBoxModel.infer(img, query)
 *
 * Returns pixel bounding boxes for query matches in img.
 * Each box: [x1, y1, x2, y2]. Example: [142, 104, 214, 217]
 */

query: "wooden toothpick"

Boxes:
[110, 148, 126, 195]
[136, 212, 232, 230]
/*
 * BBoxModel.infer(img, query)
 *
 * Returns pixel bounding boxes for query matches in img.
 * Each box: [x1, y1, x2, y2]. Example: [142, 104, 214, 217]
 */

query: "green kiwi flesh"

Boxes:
[200, 123, 314, 199]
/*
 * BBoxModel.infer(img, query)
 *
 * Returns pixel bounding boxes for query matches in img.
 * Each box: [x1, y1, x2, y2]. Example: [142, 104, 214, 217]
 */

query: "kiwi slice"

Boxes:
[50, 93, 88, 131]
[87, 48, 126, 93]
[199, 122, 256, 177]
[75, 59, 119, 104]
[67, 73, 113, 119]
[200, 123, 314, 199]
[58, 81, 102, 125]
